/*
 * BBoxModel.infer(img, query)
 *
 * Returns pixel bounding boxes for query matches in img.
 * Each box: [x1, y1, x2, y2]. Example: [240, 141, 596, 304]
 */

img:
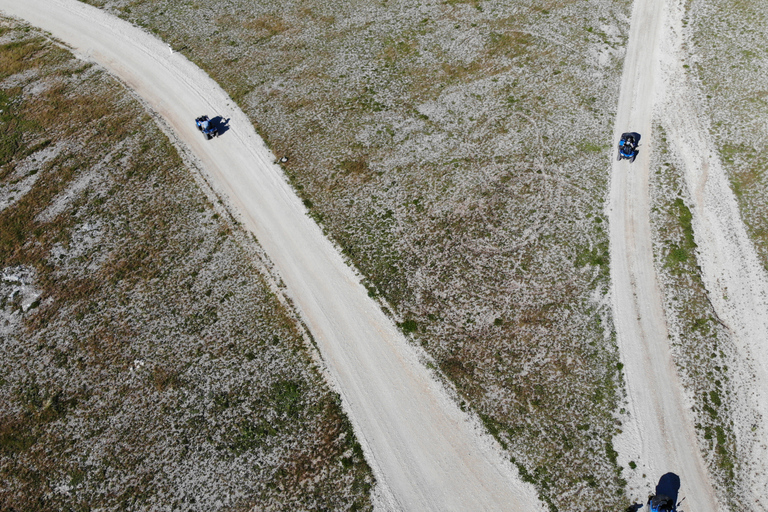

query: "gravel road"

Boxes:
[0, 1, 544, 510]
[608, 0, 719, 508]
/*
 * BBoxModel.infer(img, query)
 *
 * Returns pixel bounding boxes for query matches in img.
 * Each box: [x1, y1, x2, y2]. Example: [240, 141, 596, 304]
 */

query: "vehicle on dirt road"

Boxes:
[648, 493, 676, 512]
[195, 115, 218, 140]
[618, 132, 641, 162]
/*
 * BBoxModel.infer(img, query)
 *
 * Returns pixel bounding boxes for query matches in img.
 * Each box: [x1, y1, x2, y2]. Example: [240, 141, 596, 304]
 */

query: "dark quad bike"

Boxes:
[648, 494, 676, 512]
[195, 115, 218, 140]
[618, 132, 641, 162]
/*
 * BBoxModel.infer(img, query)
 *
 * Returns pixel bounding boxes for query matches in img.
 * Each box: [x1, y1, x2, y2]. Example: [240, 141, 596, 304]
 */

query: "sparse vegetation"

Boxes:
[689, 0, 768, 270]
[648, 128, 741, 508]
[65, 0, 646, 507]
[0, 20, 372, 510]
[86, 0, 635, 508]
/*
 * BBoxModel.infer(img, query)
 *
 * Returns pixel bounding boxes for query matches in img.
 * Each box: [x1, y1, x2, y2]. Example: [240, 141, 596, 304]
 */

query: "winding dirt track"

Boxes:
[608, 0, 719, 508]
[0, 1, 544, 510]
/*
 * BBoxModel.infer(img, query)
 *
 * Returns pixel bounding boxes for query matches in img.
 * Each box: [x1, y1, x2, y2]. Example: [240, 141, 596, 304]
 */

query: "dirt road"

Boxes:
[608, 0, 719, 508]
[0, 1, 543, 510]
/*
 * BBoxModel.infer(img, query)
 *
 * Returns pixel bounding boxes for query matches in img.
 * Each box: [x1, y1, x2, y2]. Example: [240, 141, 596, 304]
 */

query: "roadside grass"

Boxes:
[91, 0, 632, 508]
[685, 3, 768, 504]
[688, 0, 768, 271]
[0, 20, 372, 510]
[648, 129, 741, 509]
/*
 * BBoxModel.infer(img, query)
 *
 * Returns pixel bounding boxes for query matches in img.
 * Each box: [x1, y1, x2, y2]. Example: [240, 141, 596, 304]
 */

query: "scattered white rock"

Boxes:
[0, 140, 68, 213]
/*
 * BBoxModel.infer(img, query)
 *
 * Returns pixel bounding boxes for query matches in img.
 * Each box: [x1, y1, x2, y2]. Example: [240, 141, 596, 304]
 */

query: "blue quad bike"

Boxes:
[195, 115, 219, 140]
[618, 132, 641, 163]
[648, 494, 676, 512]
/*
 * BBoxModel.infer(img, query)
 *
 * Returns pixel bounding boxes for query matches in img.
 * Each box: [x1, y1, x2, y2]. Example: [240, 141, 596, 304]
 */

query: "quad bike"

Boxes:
[648, 494, 676, 512]
[195, 115, 219, 140]
[618, 132, 641, 163]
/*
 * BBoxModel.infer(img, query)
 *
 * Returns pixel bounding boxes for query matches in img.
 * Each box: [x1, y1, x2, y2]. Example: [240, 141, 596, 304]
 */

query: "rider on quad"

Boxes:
[618, 132, 640, 163]
[195, 115, 219, 140]
[648, 494, 676, 512]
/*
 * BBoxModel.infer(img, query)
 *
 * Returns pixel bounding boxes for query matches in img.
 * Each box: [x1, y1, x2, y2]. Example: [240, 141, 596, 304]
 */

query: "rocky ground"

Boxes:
[688, 0, 768, 268]
[0, 19, 373, 511]
[8, 0, 766, 508]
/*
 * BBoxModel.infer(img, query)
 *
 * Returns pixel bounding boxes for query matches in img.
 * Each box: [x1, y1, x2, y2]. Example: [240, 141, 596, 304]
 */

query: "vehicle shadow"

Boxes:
[655, 472, 680, 505]
[210, 116, 230, 136]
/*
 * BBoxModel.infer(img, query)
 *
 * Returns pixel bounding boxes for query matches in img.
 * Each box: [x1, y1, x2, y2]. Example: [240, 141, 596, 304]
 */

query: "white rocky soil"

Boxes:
[5, 0, 768, 509]
[655, 0, 768, 507]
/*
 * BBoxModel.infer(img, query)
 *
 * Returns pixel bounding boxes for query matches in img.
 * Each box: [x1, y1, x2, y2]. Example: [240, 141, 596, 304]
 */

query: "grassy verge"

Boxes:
[648, 128, 741, 510]
[688, 0, 768, 269]
[0, 19, 372, 511]
[88, 0, 633, 508]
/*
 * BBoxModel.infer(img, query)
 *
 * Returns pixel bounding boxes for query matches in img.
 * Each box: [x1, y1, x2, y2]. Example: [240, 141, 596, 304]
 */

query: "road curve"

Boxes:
[0, 1, 544, 510]
[608, 0, 719, 508]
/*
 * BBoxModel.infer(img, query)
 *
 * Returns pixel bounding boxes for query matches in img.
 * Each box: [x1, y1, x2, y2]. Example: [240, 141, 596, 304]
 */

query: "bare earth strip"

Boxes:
[608, 0, 719, 508]
[656, 0, 768, 507]
[0, 1, 544, 510]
